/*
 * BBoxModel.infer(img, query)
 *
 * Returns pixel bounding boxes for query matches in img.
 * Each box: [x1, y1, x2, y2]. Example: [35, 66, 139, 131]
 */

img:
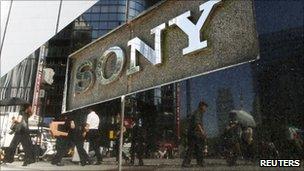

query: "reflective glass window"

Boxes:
[100, 6, 108, 13]
[109, 6, 117, 12]
[117, 14, 126, 21]
[92, 6, 101, 13]
[99, 22, 108, 29]
[118, 6, 126, 13]
[108, 14, 117, 20]
[91, 14, 100, 21]
[108, 22, 119, 29]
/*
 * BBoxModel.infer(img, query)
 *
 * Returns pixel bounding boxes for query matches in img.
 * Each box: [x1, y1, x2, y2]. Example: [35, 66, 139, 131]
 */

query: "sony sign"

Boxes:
[76, 0, 221, 91]
[66, 0, 259, 111]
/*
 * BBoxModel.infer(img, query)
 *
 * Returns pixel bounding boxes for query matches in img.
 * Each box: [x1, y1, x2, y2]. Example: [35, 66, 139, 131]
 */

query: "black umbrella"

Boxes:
[0, 97, 30, 106]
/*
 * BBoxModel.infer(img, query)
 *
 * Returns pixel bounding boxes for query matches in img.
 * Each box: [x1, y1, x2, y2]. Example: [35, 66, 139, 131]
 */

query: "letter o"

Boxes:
[96, 46, 125, 85]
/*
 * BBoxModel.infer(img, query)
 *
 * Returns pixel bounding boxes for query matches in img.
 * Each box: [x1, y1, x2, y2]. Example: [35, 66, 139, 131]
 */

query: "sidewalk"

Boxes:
[1, 158, 303, 171]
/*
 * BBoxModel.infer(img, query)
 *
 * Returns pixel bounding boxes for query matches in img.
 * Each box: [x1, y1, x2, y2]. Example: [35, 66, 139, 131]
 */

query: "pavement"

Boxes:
[1, 158, 303, 171]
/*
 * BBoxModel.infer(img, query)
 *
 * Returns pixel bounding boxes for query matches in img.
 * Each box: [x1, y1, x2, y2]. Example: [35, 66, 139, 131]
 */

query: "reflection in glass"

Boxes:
[122, 63, 258, 165]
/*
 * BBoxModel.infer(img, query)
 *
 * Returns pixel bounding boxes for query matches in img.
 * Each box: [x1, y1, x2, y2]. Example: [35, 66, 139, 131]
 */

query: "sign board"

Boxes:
[64, 0, 259, 111]
[43, 68, 55, 85]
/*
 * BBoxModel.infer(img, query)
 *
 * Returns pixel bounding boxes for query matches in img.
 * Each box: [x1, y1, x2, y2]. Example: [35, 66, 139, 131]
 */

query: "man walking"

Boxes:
[86, 108, 102, 165]
[130, 118, 145, 166]
[182, 100, 208, 167]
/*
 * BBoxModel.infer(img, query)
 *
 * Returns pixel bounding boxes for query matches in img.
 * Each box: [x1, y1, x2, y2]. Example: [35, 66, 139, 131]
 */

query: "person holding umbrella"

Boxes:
[227, 110, 256, 163]
[2, 104, 35, 166]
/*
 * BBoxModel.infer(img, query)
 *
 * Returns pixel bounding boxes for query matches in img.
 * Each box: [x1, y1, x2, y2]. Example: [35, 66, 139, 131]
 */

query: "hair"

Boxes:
[199, 100, 208, 108]
[20, 104, 31, 111]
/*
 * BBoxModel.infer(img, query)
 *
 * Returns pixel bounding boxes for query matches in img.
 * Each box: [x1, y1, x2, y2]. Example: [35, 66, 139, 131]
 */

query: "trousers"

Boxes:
[182, 133, 205, 165]
[87, 129, 102, 161]
[4, 132, 34, 163]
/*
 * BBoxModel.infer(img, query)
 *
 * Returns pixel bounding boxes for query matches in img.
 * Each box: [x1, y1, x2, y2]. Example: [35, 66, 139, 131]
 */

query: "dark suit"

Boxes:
[182, 109, 205, 166]
[130, 124, 145, 165]
[69, 127, 90, 164]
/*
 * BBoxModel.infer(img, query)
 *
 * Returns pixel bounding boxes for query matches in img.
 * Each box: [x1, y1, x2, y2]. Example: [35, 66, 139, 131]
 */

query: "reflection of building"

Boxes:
[0, 52, 38, 112]
[1, 0, 302, 161]
[43, 25, 73, 116]
[255, 27, 304, 157]
[124, 84, 178, 153]
[44, 0, 160, 117]
[216, 88, 234, 131]
[1, 0, 157, 115]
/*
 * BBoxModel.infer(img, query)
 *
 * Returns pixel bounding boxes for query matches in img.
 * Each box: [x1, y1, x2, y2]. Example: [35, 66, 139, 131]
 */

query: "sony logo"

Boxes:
[75, 0, 221, 93]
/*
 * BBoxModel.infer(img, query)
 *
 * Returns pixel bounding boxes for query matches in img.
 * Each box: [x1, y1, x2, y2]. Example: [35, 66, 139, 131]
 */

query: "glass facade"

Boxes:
[72, 0, 148, 51]
[253, 0, 304, 158]
[54, 1, 303, 167]
[44, 0, 158, 117]
[74, 0, 302, 164]
[123, 63, 258, 158]
[2, 0, 299, 169]
[43, 25, 73, 116]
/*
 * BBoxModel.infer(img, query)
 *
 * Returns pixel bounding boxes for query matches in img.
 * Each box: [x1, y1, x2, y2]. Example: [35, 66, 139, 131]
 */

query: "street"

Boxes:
[1, 158, 303, 171]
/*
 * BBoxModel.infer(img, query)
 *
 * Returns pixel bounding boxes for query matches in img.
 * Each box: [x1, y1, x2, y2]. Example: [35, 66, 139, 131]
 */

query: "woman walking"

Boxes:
[3, 104, 35, 166]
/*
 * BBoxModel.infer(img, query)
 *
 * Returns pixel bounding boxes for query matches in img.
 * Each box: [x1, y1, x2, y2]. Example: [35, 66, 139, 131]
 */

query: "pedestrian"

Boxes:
[3, 104, 35, 166]
[51, 119, 91, 166]
[51, 116, 70, 166]
[85, 108, 102, 165]
[69, 120, 91, 166]
[130, 117, 145, 166]
[114, 113, 121, 162]
[182, 100, 208, 167]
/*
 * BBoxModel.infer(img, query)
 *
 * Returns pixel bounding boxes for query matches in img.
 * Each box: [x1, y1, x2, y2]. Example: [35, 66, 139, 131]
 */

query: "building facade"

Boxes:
[1, 0, 302, 161]
[62, 0, 303, 160]
[44, 0, 160, 117]
[0, 51, 39, 112]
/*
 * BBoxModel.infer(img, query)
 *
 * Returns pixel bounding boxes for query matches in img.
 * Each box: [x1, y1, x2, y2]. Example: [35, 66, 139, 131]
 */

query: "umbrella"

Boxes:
[229, 110, 256, 127]
[0, 97, 30, 106]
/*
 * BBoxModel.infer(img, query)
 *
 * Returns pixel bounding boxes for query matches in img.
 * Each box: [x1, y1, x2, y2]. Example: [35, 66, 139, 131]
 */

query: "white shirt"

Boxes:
[86, 111, 100, 130]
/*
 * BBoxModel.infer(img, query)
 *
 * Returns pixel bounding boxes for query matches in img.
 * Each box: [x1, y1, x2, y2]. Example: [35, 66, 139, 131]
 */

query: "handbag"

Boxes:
[9, 117, 27, 133]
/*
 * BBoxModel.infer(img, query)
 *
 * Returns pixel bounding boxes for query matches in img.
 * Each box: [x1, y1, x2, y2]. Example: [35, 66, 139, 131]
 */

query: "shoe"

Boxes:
[139, 160, 144, 166]
[94, 161, 102, 165]
[56, 162, 64, 166]
[198, 163, 204, 167]
[87, 160, 93, 165]
[22, 162, 28, 166]
[28, 160, 35, 164]
[130, 160, 134, 165]
[81, 162, 86, 166]
[51, 161, 57, 165]
[2, 159, 13, 163]
[182, 163, 191, 168]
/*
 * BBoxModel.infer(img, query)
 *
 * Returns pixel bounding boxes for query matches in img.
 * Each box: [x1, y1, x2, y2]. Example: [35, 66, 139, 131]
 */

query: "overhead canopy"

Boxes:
[0, 97, 29, 106]
[0, 0, 98, 77]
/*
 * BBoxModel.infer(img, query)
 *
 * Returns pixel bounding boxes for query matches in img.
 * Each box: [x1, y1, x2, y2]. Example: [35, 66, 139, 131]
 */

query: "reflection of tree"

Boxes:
[216, 88, 234, 132]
